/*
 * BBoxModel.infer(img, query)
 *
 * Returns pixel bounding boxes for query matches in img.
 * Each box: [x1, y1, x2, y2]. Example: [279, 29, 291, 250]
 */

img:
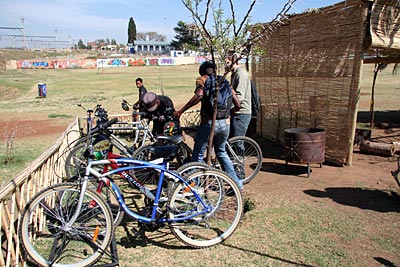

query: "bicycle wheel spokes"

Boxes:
[227, 136, 262, 184]
[19, 183, 114, 267]
[168, 169, 243, 248]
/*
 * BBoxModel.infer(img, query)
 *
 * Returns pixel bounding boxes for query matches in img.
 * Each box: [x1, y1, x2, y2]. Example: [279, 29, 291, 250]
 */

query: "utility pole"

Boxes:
[21, 17, 26, 49]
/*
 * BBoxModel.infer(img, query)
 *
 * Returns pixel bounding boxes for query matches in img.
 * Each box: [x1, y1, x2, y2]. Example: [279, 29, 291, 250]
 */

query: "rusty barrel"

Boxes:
[284, 128, 326, 164]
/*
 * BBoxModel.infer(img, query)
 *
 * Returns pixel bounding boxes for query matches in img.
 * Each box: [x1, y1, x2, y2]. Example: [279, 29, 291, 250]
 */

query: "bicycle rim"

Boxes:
[168, 169, 243, 248]
[227, 136, 263, 184]
[19, 183, 114, 267]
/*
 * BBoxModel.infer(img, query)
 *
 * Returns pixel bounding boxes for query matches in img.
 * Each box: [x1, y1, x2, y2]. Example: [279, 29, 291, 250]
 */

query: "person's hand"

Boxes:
[173, 110, 181, 118]
[231, 107, 239, 115]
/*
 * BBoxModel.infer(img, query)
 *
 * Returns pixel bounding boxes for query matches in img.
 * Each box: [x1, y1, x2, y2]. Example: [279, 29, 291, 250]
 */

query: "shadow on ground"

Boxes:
[304, 187, 400, 213]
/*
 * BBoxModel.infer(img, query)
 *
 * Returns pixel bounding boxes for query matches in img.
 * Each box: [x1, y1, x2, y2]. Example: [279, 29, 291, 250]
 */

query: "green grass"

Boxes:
[0, 136, 56, 184]
[112, 196, 399, 267]
[0, 65, 200, 185]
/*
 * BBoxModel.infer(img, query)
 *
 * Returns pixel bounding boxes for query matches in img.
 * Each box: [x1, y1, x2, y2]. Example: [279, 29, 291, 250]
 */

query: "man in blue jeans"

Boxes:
[225, 52, 252, 179]
[225, 51, 252, 137]
[173, 61, 243, 191]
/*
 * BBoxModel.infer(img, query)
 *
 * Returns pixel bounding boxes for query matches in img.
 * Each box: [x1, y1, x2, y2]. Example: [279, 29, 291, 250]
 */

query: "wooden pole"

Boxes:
[370, 63, 381, 127]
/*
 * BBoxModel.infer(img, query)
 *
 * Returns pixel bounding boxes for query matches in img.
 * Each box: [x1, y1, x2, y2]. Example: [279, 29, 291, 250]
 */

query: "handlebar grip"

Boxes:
[105, 117, 119, 127]
[90, 117, 119, 135]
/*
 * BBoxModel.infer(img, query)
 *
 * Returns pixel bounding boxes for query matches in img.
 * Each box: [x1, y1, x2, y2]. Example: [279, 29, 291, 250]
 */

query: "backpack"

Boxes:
[250, 80, 260, 117]
[204, 74, 233, 119]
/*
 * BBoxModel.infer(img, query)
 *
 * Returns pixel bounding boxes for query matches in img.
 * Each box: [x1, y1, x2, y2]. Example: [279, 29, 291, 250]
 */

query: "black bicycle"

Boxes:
[391, 156, 400, 188]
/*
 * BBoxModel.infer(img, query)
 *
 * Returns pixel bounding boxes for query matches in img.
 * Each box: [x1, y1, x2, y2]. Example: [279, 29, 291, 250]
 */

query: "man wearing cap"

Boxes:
[142, 92, 178, 136]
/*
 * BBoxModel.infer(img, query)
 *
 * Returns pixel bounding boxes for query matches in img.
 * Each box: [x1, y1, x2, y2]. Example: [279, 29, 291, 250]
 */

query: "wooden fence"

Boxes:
[0, 118, 80, 267]
[0, 110, 200, 266]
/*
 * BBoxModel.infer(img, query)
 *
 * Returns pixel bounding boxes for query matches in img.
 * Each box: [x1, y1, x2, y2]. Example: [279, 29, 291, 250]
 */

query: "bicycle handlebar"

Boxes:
[90, 117, 119, 135]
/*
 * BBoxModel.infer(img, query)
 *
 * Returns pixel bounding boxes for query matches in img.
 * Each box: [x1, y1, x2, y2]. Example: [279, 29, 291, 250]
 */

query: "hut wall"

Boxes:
[369, 0, 400, 50]
[252, 0, 369, 165]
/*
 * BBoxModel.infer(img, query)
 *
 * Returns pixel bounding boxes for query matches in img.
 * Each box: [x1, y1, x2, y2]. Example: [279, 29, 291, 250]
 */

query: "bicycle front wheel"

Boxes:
[168, 168, 243, 248]
[227, 136, 263, 184]
[19, 183, 114, 267]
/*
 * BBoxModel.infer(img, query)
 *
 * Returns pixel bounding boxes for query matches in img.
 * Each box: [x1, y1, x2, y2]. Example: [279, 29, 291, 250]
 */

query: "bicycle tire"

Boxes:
[19, 182, 114, 267]
[393, 172, 400, 188]
[176, 161, 211, 177]
[168, 168, 243, 248]
[392, 157, 400, 188]
[227, 136, 262, 184]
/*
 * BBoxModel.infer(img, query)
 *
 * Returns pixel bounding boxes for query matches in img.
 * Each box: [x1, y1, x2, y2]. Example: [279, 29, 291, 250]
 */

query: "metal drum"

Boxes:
[284, 128, 326, 177]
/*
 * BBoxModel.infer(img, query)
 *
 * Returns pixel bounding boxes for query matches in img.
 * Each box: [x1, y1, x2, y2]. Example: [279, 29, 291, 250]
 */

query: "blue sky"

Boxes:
[0, 0, 339, 48]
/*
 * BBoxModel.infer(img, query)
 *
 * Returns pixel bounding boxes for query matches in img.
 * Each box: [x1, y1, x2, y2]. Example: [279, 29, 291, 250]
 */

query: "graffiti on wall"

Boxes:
[16, 56, 206, 69]
[18, 60, 53, 69]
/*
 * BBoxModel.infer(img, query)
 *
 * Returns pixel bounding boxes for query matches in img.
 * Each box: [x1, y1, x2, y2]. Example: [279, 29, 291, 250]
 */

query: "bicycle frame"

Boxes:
[71, 157, 212, 226]
[108, 119, 156, 154]
[96, 150, 162, 200]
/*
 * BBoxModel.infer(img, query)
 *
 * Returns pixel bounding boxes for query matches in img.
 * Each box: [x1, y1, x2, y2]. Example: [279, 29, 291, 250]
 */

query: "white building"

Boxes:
[128, 40, 173, 55]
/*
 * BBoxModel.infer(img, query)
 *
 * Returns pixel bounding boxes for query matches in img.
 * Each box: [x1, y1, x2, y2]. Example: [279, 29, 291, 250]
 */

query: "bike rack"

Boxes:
[92, 234, 119, 267]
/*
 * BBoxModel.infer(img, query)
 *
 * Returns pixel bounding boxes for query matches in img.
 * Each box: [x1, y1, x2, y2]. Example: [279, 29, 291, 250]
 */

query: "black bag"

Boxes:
[204, 74, 233, 119]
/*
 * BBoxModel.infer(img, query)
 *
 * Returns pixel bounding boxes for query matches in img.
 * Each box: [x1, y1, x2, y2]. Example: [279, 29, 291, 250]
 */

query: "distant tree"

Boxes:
[106, 38, 110, 45]
[128, 17, 137, 44]
[136, 32, 167, 41]
[77, 39, 87, 49]
[111, 39, 117, 45]
[171, 21, 200, 50]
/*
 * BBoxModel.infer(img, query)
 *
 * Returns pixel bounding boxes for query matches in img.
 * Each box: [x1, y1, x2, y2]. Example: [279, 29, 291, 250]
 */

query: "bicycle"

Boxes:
[391, 156, 400, 188]
[65, 103, 192, 179]
[19, 146, 243, 267]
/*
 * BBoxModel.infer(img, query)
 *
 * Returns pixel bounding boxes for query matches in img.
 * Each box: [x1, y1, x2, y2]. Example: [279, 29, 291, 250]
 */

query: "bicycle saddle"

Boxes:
[156, 135, 184, 144]
[148, 145, 178, 158]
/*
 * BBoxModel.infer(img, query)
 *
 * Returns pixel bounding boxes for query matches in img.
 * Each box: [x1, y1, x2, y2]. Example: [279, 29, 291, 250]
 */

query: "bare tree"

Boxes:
[137, 32, 167, 41]
[182, 0, 297, 65]
[181, 0, 297, 162]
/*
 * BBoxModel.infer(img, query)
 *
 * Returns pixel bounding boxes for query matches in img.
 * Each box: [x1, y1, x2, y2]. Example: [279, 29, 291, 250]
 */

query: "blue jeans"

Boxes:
[192, 119, 243, 190]
[230, 113, 252, 137]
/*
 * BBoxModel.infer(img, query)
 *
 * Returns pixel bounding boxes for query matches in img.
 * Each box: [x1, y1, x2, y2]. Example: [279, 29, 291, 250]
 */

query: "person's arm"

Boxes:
[232, 68, 248, 104]
[173, 77, 205, 118]
[232, 87, 241, 111]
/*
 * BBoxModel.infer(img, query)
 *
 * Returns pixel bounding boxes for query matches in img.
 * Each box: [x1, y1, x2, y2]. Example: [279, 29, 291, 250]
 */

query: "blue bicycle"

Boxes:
[19, 144, 243, 267]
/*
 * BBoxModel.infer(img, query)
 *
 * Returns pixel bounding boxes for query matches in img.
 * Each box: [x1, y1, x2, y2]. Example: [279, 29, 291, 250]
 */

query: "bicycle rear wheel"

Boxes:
[19, 183, 114, 267]
[227, 136, 262, 184]
[168, 168, 243, 248]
